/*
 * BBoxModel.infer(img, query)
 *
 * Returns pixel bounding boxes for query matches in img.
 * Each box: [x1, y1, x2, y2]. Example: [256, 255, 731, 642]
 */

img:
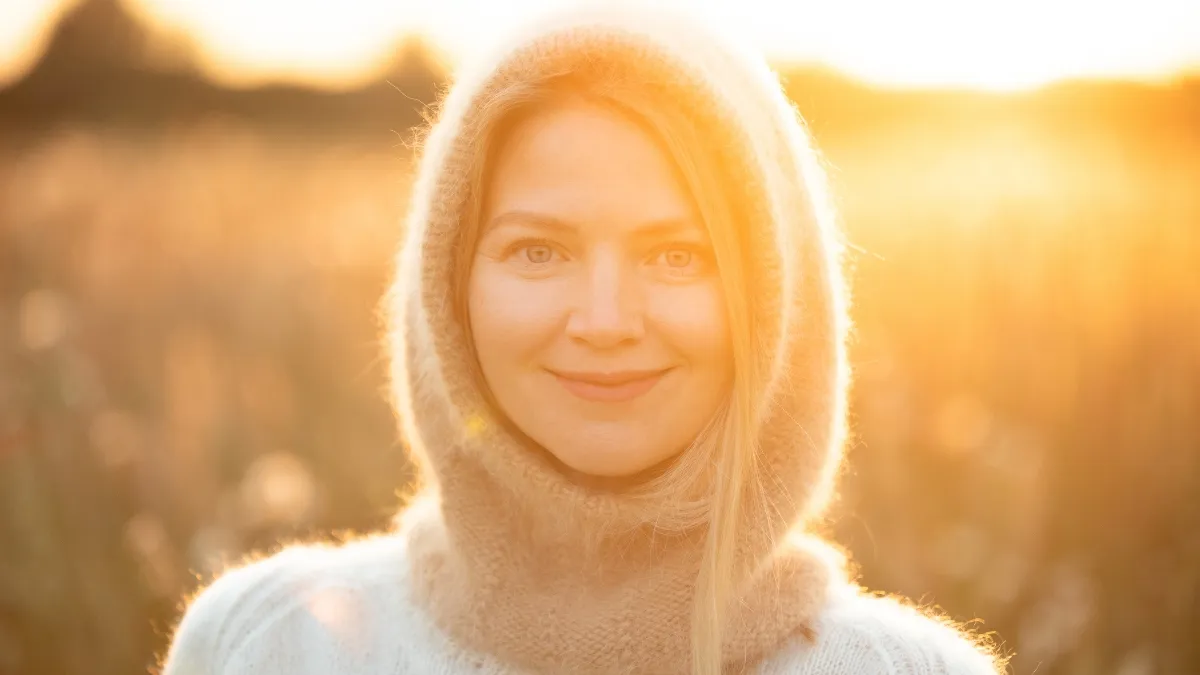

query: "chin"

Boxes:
[542, 425, 674, 479]
[559, 454, 652, 479]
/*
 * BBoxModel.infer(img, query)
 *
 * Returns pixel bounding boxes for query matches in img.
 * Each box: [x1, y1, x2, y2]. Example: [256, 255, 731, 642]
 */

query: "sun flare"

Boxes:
[1, 0, 1198, 90]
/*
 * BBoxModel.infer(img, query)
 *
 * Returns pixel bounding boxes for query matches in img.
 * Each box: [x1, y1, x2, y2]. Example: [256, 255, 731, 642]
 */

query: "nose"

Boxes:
[565, 250, 644, 349]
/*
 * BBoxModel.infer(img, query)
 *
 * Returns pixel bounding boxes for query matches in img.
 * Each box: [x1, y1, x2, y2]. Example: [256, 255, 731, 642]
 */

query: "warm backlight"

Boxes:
[1, 0, 1198, 89]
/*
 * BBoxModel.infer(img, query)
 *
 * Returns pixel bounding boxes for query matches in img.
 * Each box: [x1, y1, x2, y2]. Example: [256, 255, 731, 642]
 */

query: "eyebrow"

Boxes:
[485, 210, 577, 234]
[485, 210, 704, 239]
[633, 219, 706, 240]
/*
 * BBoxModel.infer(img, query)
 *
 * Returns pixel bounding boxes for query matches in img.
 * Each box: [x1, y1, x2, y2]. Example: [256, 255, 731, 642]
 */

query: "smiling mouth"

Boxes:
[548, 368, 672, 403]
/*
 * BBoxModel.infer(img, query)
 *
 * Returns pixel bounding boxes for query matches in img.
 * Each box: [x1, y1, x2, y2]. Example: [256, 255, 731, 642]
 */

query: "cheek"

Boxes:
[468, 264, 567, 364]
[645, 281, 732, 367]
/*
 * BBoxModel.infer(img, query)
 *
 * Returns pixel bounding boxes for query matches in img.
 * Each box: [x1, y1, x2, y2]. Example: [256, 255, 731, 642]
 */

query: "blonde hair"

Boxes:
[445, 73, 769, 675]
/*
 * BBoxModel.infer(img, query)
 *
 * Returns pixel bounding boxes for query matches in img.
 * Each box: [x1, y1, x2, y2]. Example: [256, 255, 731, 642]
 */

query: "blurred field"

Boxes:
[0, 126, 415, 674]
[2, 6, 1200, 673]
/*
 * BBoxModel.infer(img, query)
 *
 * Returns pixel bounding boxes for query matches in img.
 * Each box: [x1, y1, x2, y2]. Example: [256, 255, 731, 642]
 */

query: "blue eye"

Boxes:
[653, 247, 707, 273]
[647, 244, 714, 279]
[503, 239, 561, 266]
[662, 249, 693, 268]
[523, 245, 554, 264]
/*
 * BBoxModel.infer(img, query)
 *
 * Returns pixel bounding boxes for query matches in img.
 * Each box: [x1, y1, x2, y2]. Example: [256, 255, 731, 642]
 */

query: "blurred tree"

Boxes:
[34, 0, 150, 77]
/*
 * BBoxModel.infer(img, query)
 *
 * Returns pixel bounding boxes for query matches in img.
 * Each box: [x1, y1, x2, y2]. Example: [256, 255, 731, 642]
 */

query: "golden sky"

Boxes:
[3, 0, 1200, 91]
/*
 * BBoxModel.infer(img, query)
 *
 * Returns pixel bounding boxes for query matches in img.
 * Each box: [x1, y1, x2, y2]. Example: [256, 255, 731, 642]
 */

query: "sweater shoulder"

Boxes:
[161, 534, 412, 675]
[762, 586, 1008, 674]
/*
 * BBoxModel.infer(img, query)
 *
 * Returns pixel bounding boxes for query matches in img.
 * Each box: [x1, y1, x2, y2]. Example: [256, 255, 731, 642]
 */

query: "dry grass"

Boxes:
[0, 106, 1197, 673]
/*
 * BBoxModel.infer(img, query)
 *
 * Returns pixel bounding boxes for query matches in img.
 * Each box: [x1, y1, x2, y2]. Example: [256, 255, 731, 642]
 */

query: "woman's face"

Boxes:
[468, 98, 734, 478]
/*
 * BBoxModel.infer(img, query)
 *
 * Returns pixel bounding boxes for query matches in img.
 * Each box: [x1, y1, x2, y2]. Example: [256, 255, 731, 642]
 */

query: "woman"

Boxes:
[163, 5, 1006, 674]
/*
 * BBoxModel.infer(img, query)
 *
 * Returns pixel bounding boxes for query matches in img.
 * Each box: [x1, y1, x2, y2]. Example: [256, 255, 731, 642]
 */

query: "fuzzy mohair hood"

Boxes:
[386, 4, 853, 673]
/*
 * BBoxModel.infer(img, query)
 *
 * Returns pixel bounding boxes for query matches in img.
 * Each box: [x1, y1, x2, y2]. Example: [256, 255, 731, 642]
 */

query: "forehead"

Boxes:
[481, 98, 702, 237]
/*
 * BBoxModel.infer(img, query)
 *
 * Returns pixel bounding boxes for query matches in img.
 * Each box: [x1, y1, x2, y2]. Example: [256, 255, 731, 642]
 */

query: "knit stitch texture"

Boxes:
[163, 535, 1002, 674]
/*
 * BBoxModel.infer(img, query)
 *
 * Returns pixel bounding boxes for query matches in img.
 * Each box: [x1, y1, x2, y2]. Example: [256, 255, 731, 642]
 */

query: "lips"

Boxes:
[549, 368, 671, 403]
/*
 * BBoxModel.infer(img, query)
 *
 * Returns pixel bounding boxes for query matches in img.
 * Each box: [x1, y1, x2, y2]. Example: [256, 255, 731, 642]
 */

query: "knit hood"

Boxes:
[387, 5, 852, 673]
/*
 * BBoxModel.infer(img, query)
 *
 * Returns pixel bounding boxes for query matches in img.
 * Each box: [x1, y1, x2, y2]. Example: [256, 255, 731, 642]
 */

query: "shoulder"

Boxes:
[762, 585, 1008, 675]
[819, 589, 1008, 674]
[160, 534, 417, 675]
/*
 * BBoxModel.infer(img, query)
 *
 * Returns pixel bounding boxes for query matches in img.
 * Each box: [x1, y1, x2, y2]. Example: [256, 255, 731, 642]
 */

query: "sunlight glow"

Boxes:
[128, 0, 426, 89]
[700, 0, 1200, 90]
[0, 0, 72, 86]
[2, 0, 1199, 90]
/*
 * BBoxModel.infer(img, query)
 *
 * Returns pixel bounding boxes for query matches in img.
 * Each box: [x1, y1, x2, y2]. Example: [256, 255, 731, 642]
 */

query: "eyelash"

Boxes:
[504, 238, 563, 264]
[650, 244, 710, 272]
[501, 239, 711, 271]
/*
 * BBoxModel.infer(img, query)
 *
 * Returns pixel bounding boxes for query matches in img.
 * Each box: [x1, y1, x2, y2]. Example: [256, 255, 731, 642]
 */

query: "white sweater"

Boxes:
[163, 535, 1003, 674]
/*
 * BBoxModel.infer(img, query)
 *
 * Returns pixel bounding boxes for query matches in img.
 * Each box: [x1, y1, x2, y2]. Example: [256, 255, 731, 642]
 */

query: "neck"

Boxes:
[399, 436, 836, 674]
